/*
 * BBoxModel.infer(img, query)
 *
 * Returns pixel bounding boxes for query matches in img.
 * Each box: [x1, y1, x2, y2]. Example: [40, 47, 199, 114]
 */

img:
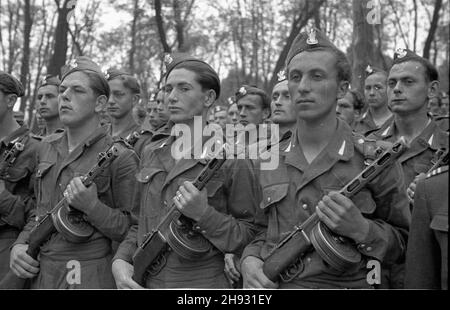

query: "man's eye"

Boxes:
[388, 81, 396, 88]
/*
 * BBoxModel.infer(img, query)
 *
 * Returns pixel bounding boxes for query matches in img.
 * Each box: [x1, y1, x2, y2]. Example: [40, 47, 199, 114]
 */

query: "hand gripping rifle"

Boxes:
[262, 138, 408, 283]
[0, 137, 133, 288]
[132, 145, 229, 287]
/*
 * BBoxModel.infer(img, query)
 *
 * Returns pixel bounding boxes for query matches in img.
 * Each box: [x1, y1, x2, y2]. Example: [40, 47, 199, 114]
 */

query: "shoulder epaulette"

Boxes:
[29, 133, 43, 141]
[426, 165, 448, 179]
[42, 130, 65, 143]
[435, 114, 449, 120]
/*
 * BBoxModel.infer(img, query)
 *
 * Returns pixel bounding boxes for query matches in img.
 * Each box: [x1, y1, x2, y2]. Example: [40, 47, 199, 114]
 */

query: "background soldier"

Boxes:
[354, 66, 393, 136]
[368, 48, 448, 289]
[336, 89, 365, 128]
[240, 28, 410, 289]
[36, 75, 64, 136]
[9, 57, 139, 289]
[0, 72, 41, 284]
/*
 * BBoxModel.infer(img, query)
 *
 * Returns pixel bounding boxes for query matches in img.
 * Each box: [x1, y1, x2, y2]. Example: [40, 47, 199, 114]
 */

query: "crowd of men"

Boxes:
[0, 27, 448, 290]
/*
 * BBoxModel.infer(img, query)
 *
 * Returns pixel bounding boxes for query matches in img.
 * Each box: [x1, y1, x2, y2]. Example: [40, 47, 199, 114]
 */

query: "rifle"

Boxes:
[0, 136, 26, 179]
[0, 143, 121, 289]
[262, 138, 408, 282]
[132, 148, 228, 286]
[427, 148, 448, 173]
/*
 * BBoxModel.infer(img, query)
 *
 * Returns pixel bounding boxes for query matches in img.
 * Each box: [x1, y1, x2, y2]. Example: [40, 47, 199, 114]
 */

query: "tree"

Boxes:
[423, 0, 443, 59]
[19, 0, 33, 111]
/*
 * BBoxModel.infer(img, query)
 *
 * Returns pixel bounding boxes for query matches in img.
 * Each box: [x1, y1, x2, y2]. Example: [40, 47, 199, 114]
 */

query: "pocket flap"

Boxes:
[136, 167, 164, 184]
[261, 183, 289, 209]
[430, 214, 448, 232]
[3, 166, 29, 182]
[36, 162, 54, 178]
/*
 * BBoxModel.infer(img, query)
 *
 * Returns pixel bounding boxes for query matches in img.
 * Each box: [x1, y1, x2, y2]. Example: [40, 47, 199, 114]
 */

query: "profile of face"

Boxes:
[427, 97, 441, 115]
[441, 96, 449, 115]
[0, 90, 12, 120]
[58, 71, 103, 128]
[35, 111, 46, 129]
[387, 61, 438, 116]
[37, 85, 60, 121]
[237, 94, 269, 126]
[364, 72, 388, 110]
[271, 80, 297, 125]
[165, 68, 214, 124]
[107, 78, 138, 119]
[227, 103, 239, 125]
[155, 89, 170, 125]
[336, 92, 356, 125]
[288, 50, 348, 121]
[214, 110, 227, 128]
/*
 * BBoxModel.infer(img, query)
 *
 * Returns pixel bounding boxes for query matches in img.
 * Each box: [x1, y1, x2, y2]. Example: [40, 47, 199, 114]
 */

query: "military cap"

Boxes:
[104, 67, 131, 81]
[60, 56, 106, 82]
[214, 105, 227, 113]
[392, 47, 439, 81]
[0, 71, 25, 97]
[38, 74, 60, 89]
[286, 27, 341, 66]
[163, 52, 220, 97]
[235, 85, 270, 109]
[364, 64, 387, 79]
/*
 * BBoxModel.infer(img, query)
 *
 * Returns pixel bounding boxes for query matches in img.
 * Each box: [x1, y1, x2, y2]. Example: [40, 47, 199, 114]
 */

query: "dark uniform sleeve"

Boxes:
[0, 179, 35, 230]
[113, 181, 141, 263]
[193, 159, 263, 254]
[404, 178, 441, 289]
[83, 148, 139, 242]
[355, 161, 411, 265]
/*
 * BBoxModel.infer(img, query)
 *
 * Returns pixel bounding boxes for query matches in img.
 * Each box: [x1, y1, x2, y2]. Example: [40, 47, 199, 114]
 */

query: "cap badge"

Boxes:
[306, 28, 318, 45]
[164, 53, 173, 65]
[277, 69, 286, 82]
[395, 48, 407, 59]
[238, 86, 247, 96]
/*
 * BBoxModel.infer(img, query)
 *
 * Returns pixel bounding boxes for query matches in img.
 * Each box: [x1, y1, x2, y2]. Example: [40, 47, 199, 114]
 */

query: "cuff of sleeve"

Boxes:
[12, 231, 30, 248]
[241, 244, 263, 262]
[113, 250, 134, 264]
[355, 220, 384, 259]
[0, 189, 13, 215]
[192, 205, 224, 235]
[84, 199, 110, 226]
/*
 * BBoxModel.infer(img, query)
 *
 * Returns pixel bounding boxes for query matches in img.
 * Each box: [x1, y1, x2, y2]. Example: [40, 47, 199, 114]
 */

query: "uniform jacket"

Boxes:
[0, 125, 41, 280]
[368, 118, 449, 189]
[353, 109, 394, 137]
[114, 134, 263, 287]
[242, 119, 411, 288]
[405, 166, 448, 289]
[14, 125, 139, 262]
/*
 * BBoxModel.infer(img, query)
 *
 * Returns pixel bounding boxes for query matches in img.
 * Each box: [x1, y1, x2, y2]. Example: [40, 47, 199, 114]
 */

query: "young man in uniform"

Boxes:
[368, 48, 448, 289]
[213, 106, 228, 129]
[354, 66, 393, 136]
[240, 29, 410, 289]
[270, 70, 296, 149]
[336, 89, 365, 127]
[0, 72, 41, 284]
[105, 68, 153, 157]
[9, 57, 139, 289]
[36, 75, 64, 136]
[112, 53, 262, 289]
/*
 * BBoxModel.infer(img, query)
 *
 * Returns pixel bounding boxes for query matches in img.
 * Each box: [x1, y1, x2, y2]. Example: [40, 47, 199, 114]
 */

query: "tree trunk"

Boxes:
[413, 0, 418, 53]
[129, 0, 139, 73]
[423, 0, 443, 60]
[268, 0, 326, 90]
[154, 0, 171, 53]
[19, 0, 33, 112]
[47, 0, 72, 76]
[351, 0, 375, 94]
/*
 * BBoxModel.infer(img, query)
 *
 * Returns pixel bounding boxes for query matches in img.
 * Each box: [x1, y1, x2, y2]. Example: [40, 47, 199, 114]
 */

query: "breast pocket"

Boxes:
[136, 167, 166, 218]
[35, 162, 55, 206]
[430, 214, 448, 233]
[3, 166, 29, 183]
[260, 183, 290, 211]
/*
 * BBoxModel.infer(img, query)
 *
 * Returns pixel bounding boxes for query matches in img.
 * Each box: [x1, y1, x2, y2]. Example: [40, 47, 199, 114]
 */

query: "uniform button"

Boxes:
[145, 176, 149, 181]
[163, 201, 167, 206]
[267, 197, 271, 202]
[366, 246, 372, 251]
[195, 225, 201, 230]
[307, 257, 312, 263]
[201, 230, 206, 234]
[302, 204, 308, 209]
[359, 244, 366, 248]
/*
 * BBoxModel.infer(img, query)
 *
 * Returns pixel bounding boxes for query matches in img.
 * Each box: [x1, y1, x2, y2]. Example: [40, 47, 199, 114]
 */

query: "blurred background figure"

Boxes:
[147, 88, 170, 132]
[336, 89, 365, 127]
[427, 95, 442, 117]
[213, 105, 228, 129]
[13, 111, 24, 126]
[227, 97, 239, 125]
[270, 72, 296, 138]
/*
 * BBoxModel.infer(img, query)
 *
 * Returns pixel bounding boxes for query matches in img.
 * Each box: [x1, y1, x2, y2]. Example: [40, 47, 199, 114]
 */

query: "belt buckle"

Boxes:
[279, 256, 304, 283]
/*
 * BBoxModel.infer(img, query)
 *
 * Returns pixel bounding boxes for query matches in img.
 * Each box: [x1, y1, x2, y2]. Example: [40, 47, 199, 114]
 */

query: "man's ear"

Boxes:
[337, 81, 350, 100]
[427, 80, 440, 99]
[203, 89, 217, 109]
[6, 94, 18, 109]
[132, 93, 141, 106]
[95, 95, 108, 113]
